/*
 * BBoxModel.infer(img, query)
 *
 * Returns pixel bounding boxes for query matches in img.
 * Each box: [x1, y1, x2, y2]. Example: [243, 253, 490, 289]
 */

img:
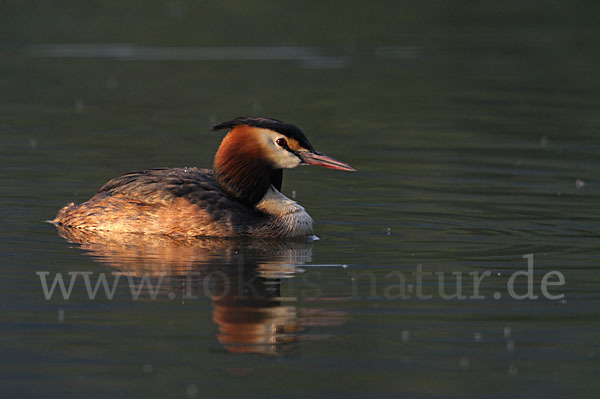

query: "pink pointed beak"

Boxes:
[298, 151, 357, 172]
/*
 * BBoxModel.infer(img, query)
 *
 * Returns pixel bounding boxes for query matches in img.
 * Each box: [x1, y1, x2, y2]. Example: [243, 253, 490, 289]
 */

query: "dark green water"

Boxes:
[2, 1, 600, 398]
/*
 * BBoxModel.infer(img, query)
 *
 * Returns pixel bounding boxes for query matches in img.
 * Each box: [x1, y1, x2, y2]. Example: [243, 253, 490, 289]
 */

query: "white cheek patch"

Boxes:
[256, 129, 301, 169]
[274, 149, 301, 169]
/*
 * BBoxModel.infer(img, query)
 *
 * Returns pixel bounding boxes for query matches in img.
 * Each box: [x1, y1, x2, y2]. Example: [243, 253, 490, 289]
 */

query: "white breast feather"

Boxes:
[256, 186, 313, 237]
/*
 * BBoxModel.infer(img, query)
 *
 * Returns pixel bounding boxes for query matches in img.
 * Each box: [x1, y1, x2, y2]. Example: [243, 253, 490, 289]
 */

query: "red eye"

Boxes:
[276, 138, 287, 147]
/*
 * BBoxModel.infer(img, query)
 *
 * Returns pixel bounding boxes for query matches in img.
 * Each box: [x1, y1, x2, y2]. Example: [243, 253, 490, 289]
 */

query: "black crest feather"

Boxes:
[213, 117, 315, 151]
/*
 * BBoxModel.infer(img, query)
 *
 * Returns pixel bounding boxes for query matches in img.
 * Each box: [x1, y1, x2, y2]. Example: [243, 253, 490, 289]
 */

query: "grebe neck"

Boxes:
[214, 158, 280, 206]
[213, 127, 284, 206]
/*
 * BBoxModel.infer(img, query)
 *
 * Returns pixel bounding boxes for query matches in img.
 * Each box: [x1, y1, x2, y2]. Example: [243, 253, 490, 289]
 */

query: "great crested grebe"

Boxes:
[52, 117, 356, 238]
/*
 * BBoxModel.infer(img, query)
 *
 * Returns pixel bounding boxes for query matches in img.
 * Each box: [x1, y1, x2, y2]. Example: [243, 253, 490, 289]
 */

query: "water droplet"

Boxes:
[385, 227, 391, 236]
[142, 364, 153, 373]
[168, 292, 176, 300]
[504, 326, 511, 339]
[508, 363, 518, 375]
[291, 190, 296, 199]
[74, 99, 85, 113]
[459, 357, 470, 370]
[474, 332, 482, 342]
[402, 330, 410, 343]
[540, 136, 549, 147]
[166, 0, 186, 18]
[185, 384, 198, 399]
[507, 340, 515, 353]
[29, 138, 37, 149]
[575, 179, 586, 189]
[106, 77, 118, 90]
[58, 309, 64, 322]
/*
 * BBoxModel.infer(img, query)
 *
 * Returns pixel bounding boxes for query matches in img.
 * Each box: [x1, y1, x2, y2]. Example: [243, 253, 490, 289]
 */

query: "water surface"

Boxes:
[2, 1, 599, 398]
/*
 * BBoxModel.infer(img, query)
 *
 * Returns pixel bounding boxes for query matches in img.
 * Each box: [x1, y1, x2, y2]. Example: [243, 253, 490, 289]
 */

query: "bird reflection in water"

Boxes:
[56, 226, 345, 355]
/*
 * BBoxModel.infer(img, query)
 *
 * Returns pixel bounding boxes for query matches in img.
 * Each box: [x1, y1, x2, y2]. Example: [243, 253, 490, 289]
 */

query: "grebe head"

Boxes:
[212, 117, 356, 206]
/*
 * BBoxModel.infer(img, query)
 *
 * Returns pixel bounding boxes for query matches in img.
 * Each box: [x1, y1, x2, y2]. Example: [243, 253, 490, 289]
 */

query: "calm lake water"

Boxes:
[2, 1, 599, 398]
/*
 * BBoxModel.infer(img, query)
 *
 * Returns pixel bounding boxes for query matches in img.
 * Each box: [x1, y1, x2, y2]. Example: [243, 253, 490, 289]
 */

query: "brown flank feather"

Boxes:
[52, 168, 293, 238]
